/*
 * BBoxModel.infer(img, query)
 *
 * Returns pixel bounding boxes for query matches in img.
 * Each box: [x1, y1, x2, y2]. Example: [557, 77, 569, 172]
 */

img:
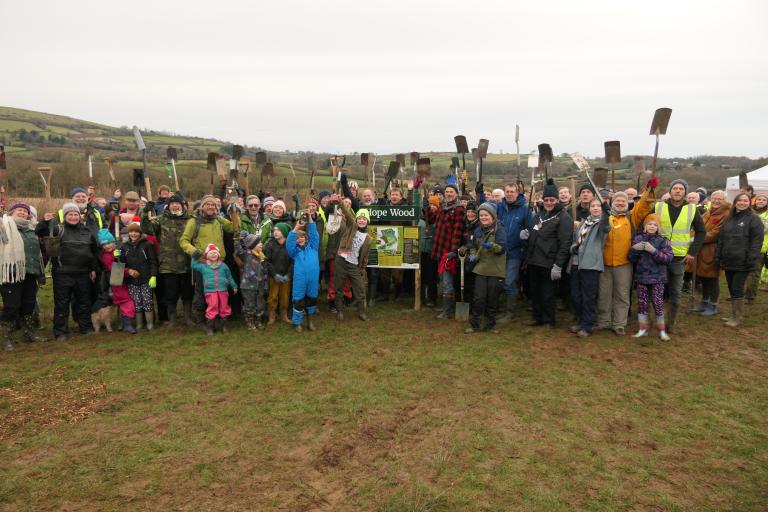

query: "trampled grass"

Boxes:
[1, 288, 767, 511]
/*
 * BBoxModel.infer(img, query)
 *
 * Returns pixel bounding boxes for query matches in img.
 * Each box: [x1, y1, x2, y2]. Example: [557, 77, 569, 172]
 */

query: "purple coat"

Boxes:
[628, 232, 674, 285]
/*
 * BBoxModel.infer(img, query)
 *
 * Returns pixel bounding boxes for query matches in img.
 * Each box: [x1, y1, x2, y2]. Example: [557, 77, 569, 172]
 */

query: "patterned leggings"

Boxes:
[128, 283, 154, 312]
[637, 283, 664, 317]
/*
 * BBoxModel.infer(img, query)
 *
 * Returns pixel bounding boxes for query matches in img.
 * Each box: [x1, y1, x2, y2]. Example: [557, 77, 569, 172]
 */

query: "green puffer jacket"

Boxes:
[19, 225, 44, 276]
[240, 213, 272, 245]
[465, 222, 507, 278]
[179, 212, 234, 260]
[141, 207, 191, 274]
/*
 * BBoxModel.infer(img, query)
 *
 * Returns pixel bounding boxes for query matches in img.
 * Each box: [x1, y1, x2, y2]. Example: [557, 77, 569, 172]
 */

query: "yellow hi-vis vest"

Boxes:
[58, 208, 103, 229]
[655, 202, 695, 257]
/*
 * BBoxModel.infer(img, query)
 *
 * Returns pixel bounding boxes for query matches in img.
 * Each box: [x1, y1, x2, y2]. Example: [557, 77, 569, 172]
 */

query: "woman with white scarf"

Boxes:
[1, 202, 47, 351]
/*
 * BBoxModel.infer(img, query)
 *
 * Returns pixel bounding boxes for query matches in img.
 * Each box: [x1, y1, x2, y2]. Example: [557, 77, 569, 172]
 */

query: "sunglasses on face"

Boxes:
[247, 204, 260, 208]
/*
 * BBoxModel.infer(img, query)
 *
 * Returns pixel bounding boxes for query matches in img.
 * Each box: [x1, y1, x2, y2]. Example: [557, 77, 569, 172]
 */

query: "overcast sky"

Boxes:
[3, 0, 766, 158]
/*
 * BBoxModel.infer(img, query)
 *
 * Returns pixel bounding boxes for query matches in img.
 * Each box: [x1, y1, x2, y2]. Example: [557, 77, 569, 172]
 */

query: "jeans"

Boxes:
[440, 270, 455, 297]
[725, 270, 749, 299]
[571, 268, 599, 332]
[699, 276, 719, 303]
[666, 258, 686, 305]
[504, 258, 522, 297]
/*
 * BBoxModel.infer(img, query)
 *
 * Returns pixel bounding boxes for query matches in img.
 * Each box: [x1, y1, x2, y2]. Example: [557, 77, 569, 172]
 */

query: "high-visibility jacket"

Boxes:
[58, 207, 103, 230]
[655, 201, 696, 257]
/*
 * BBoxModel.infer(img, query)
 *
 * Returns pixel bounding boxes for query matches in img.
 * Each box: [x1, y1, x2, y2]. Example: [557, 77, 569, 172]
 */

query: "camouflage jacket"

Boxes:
[141, 207, 191, 274]
[235, 238, 268, 290]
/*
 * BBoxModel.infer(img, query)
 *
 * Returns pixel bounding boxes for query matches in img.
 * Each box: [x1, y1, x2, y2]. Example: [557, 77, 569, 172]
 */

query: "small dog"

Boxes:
[91, 306, 114, 333]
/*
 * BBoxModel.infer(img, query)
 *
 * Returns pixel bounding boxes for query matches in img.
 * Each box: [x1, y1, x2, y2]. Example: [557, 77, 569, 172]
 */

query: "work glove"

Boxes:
[647, 176, 659, 190]
[469, 255, 479, 264]
[550, 264, 562, 281]
[643, 242, 657, 254]
[149, 276, 157, 289]
[480, 242, 492, 249]
[446, 252, 457, 261]
[145, 201, 156, 213]
[631, 242, 645, 251]
[519, 229, 530, 240]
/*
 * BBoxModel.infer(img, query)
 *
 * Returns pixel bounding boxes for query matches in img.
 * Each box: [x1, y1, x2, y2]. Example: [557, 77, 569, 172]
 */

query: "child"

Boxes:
[191, 243, 238, 335]
[264, 222, 293, 324]
[569, 198, 611, 337]
[334, 197, 372, 321]
[628, 213, 674, 341]
[235, 231, 268, 330]
[98, 229, 136, 334]
[121, 222, 158, 330]
[286, 214, 320, 332]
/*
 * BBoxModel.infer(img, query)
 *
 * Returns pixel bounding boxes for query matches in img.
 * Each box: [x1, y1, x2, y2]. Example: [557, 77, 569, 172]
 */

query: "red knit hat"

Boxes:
[205, 243, 220, 257]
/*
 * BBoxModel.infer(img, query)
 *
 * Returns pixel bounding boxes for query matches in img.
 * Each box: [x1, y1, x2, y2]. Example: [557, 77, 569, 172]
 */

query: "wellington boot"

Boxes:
[121, 315, 137, 334]
[699, 302, 717, 316]
[496, 298, 516, 325]
[307, 314, 316, 332]
[725, 299, 743, 327]
[182, 301, 194, 326]
[667, 303, 679, 334]
[690, 300, 707, 313]
[204, 319, 215, 335]
[2, 321, 15, 351]
[166, 308, 177, 327]
[135, 312, 145, 330]
[22, 315, 47, 343]
[220, 318, 229, 333]
[145, 312, 154, 331]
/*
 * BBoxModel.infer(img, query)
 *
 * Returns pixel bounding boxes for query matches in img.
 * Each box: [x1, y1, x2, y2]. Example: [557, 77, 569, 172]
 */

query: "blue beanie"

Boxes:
[318, 191, 331, 201]
[669, 178, 688, 193]
[97, 228, 116, 246]
[70, 187, 87, 198]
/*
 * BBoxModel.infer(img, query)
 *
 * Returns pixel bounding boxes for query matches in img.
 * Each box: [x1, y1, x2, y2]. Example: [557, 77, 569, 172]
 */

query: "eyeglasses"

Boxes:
[247, 204, 260, 208]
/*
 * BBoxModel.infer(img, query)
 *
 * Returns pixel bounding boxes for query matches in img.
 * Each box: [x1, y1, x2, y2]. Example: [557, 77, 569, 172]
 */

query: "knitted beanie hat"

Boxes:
[274, 222, 291, 238]
[542, 178, 559, 199]
[61, 202, 80, 217]
[356, 209, 371, 223]
[205, 243, 220, 257]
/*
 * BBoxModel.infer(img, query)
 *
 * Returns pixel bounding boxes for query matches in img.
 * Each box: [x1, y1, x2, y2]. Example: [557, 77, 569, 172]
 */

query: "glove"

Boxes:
[446, 252, 457, 261]
[602, 201, 610, 213]
[239, 230, 250, 240]
[519, 229, 530, 240]
[643, 242, 657, 254]
[113, 249, 121, 258]
[145, 201, 156, 212]
[149, 276, 157, 289]
[469, 255, 478, 264]
[550, 265, 562, 281]
[480, 241, 491, 249]
[475, 181, 484, 196]
[631, 242, 645, 251]
[291, 194, 300, 204]
[647, 176, 659, 190]
[191, 250, 202, 260]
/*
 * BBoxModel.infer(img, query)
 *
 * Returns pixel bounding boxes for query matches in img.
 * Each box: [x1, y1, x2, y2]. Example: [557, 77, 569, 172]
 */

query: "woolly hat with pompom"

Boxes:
[542, 178, 559, 199]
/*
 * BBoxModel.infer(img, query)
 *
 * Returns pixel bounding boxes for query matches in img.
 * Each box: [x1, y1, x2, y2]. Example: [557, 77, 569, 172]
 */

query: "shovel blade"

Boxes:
[360, 153, 370, 166]
[451, 156, 460, 168]
[207, 152, 218, 171]
[167, 147, 177, 161]
[263, 163, 274, 176]
[477, 139, 490, 159]
[739, 171, 749, 190]
[232, 144, 244, 160]
[454, 135, 469, 154]
[604, 141, 621, 164]
[538, 143, 553, 163]
[410, 152, 420, 165]
[527, 153, 539, 169]
[417, 157, 431, 178]
[649, 108, 672, 135]
[593, 168, 609, 189]
[255, 151, 267, 165]
[387, 161, 399, 179]
[396, 153, 406, 167]
[455, 301, 470, 322]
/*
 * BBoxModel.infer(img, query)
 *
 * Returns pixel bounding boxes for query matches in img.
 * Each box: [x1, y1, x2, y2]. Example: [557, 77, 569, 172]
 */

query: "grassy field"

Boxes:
[1, 285, 767, 511]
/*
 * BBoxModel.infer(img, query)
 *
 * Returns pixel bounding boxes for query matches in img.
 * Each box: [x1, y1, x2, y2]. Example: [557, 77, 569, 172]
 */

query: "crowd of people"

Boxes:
[1, 173, 767, 352]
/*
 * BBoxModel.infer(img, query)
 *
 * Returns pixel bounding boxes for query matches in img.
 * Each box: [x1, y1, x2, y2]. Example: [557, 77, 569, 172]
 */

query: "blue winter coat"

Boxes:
[495, 194, 528, 259]
[286, 223, 320, 280]
[628, 232, 674, 285]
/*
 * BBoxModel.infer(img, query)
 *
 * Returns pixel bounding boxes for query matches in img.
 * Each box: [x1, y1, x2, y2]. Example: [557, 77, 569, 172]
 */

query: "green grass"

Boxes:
[1, 285, 767, 511]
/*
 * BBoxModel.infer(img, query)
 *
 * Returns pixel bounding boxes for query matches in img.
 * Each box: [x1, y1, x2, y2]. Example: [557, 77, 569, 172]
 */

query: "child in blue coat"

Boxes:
[286, 215, 320, 332]
[190, 243, 238, 335]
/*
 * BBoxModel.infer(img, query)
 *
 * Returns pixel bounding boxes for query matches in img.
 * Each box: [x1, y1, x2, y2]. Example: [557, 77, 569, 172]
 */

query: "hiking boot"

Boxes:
[121, 315, 137, 334]
[569, 324, 581, 333]
[23, 315, 47, 343]
[725, 299, 743, 327]
[613, 327, 626, 337]
[2, 321, 15, 351]
[328, 299, 338, 313]
[690, 300, 707, 313]
[358, 312, 368, 321]
[576, 329, 591, 338]
[464, 327, 476, 334]
[295, 323, 303, 333]
[436, 296, 454, 320]
[204, 319, 215, 335]
[55, 334, 68, 342]
[496, 298, 516, 325]
[699, 302, 717, 316]
[484, 326, 500, 334]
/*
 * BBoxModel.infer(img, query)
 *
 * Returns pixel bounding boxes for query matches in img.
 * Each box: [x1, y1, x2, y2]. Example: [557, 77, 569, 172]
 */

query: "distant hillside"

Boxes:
[1, 106, 765, 201]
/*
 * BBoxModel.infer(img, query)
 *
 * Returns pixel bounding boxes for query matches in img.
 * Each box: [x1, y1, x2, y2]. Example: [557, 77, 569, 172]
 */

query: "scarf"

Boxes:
[443, 199, 459, 211]
[208, 260, 222, 269]
[576, 215, 600, 246]
[0, 215, 26, 284]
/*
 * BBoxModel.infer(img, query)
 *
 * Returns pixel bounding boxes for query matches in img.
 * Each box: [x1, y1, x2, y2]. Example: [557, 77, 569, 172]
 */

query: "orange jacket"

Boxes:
[603, 188, 655, 267]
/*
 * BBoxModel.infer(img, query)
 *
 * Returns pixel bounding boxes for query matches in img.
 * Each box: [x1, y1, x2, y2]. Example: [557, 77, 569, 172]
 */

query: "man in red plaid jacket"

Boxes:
[426, 184, 466, 319]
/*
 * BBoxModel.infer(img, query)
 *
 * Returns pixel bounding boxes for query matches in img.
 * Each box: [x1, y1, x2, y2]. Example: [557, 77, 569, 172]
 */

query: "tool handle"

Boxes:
[650, 133, 660, 178]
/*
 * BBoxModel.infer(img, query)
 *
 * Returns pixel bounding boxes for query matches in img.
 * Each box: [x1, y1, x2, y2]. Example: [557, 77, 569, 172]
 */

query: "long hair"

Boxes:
[731, 192, 753, 215]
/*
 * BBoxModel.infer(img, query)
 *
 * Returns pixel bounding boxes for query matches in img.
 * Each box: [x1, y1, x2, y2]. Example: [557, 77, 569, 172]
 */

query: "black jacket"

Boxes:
[263, 238, 292, 277]
[526, 202, 573, 269]
[37, 220, 99, 274]
[715, 208, 764, 272]
[121, 237, 158, 285]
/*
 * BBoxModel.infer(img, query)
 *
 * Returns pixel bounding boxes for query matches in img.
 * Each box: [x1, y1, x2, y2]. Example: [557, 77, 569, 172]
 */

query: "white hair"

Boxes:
[710, 190, 725, 199]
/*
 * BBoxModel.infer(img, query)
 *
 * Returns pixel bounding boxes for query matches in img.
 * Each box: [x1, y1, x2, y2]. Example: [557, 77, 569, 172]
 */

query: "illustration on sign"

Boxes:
[367, 225, 420, 269]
